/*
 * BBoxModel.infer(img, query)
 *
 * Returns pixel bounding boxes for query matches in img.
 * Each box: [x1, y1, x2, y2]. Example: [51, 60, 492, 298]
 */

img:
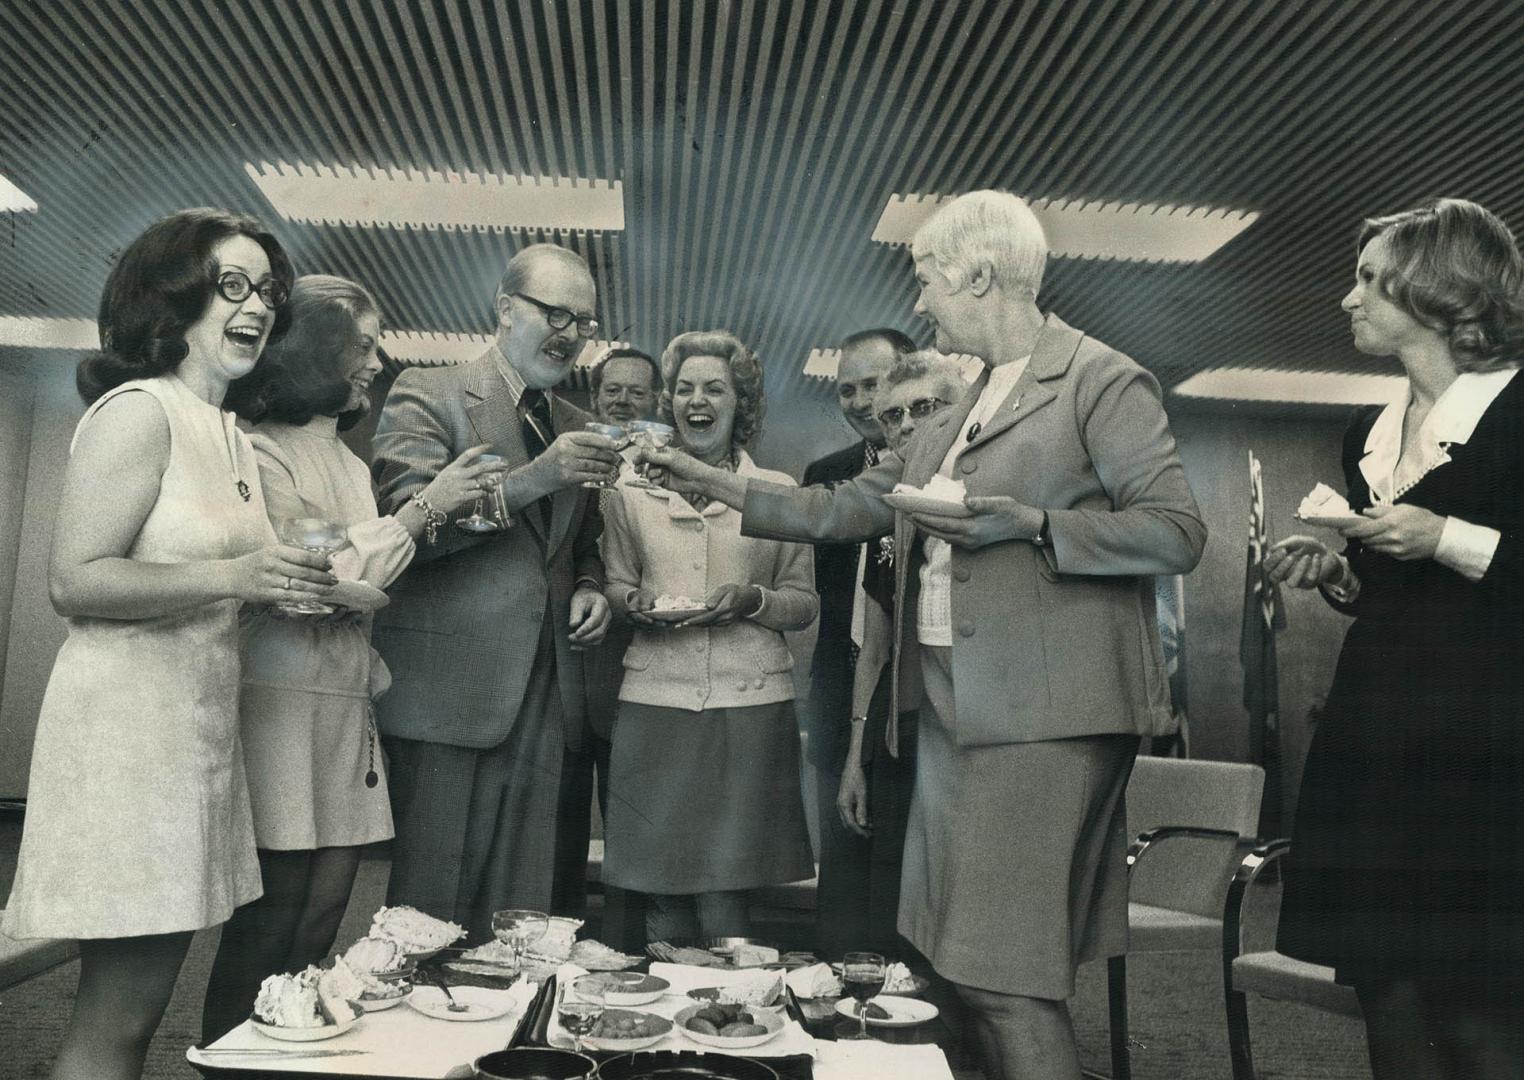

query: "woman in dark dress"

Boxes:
[1267, 198, 1524, 1079]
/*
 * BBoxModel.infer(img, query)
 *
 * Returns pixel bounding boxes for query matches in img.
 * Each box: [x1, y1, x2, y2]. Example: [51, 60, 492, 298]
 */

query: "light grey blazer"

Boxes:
[742, 313, 1207, 747]
[369, 351, 603, 751]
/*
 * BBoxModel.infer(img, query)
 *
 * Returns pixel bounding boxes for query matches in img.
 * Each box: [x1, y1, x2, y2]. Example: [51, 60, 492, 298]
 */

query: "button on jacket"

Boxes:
[602, 451, 818, 711]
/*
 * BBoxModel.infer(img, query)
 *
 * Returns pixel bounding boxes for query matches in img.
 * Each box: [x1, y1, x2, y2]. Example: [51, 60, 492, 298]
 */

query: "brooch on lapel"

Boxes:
[876, 536, 895, 565]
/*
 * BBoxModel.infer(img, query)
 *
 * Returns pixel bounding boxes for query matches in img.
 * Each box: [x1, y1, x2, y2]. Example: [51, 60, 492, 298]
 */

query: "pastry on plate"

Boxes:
[369, 904, 465, 954]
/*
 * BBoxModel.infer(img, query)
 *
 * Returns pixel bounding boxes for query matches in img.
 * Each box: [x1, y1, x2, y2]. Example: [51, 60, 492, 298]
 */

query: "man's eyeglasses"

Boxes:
[877, 397, 950, 427]
[514, 292, 599, 338]
[216, 270, 289, 308]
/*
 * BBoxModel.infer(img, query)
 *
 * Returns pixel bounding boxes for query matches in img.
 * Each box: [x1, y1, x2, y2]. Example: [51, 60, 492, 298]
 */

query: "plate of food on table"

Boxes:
[684, 969, 788, 1018]
[580, 1008, 675, 1051]
[250, 965, 363, 1041]
[832, 993, 940, 1028]
[674, 1002, 786, 1049]
[368, 903, 465, 962]
[406, 983, 519, 1022]
[574, 970, 670, 1006]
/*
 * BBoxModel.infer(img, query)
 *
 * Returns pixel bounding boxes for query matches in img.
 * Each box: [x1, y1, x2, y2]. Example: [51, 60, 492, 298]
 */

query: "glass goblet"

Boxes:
[275, 517, 348, 615]
[490, 908, 549, 975]
[457, 453, 507, 532]
[582, 422, 629, 489]
[560, 978, 606, 1052]
[625, 420, 675, 490]
[839, 951, 887, 1041]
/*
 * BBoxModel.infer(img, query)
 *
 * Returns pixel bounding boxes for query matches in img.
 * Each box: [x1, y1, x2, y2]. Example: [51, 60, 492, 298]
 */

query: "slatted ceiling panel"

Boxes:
[6, 1, 1524, 412]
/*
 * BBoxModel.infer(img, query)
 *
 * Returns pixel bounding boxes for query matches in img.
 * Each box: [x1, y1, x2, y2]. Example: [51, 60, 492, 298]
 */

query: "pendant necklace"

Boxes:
[220, 410, 252, 501]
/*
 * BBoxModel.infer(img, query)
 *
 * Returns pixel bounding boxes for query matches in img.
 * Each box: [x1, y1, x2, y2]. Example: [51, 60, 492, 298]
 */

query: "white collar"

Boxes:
[1361, 368, 1517, 500]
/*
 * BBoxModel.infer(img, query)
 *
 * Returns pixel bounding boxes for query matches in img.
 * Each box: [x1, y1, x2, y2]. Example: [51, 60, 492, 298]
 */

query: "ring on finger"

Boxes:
[284, 576, 294, 591]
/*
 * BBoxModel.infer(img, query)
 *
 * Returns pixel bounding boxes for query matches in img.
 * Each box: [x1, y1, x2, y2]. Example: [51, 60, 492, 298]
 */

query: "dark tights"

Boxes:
[1359, 978, 1524, 1080]
[201, 846, 362, 1044]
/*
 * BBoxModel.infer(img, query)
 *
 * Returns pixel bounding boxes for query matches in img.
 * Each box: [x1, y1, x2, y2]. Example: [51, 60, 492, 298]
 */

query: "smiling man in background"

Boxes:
[802, 326, 915, 958]
[370, 243, 621, 941]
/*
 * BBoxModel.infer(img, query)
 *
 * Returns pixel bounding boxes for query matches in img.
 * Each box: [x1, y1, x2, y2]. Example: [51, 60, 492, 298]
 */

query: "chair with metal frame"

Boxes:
[1221, 839, 1361, 1080]
[1104, 755, 1265, 1080]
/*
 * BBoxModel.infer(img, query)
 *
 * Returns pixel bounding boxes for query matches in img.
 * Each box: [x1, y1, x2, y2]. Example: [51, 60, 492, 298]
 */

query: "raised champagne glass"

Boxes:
[625, 420, 674, 490]
[275, 517, 348, 615]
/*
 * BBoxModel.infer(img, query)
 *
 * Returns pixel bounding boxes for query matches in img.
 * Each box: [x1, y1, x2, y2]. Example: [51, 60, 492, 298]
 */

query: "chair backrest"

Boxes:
[1126, 756, 1266, 918]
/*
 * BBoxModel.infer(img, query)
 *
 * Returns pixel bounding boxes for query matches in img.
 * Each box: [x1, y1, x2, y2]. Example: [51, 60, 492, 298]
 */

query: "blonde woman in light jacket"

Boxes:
[599, 330, 817, 943]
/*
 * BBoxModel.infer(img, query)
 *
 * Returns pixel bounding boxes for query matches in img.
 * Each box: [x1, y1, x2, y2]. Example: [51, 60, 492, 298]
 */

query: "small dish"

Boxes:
[573, 971, 669, 1006]
[674, 1004, 785, 1049]
[405, 984, 516, 1022]
[581, 1008, 673, 1051]
[250, 1014, 361, 1042]
[881, 491, 973, 518]
[356, 985, 411, 1012]
[833, 993, 939, 1027]
[644, 606, 710, 623]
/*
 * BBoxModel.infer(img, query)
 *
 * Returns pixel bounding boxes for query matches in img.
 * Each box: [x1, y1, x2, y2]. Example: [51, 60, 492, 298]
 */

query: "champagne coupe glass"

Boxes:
[491, 909, 549, 975]
[457, 453, 507, 533]
[839, 951, 887, 1041]
[559, 978, 606, 1052]
[275, 517, 348, 615]
[625, 420, 675, 490]
[582, 422, 629, 489]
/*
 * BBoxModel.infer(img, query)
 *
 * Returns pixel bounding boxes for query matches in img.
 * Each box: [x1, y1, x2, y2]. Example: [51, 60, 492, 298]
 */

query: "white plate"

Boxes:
[250, 1014, 361, 1042]
[1294, 512, 1365, 529]
[573, 972, 669, 1006]
[881, 491, 972, 518]
[834, 994, 940, 1028]
[644, 606, 709, 623]
[405, 985, 517, 1022]
[674, 1004, 785, 1049]
[581, 1008, 673, 1051]
[356, 986, 411, 1012]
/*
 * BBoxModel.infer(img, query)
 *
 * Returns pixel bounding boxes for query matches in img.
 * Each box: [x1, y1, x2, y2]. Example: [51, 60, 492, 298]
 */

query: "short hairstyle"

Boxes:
[76, 207, 295, 404]
[839, 327, 916, 356]
[590, 347, 662, 395]
[495, 243, 592, 305]
[884, 349, 968, 403]
[659, 330, 766, 452]
[1359, 198, 1524, 373]
[912, 190, 1049, 296]
[224, 274, 380, 429]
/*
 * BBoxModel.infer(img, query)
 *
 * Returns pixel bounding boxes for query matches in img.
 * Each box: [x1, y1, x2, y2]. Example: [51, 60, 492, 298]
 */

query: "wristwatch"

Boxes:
[1031, 511, 1051, 548]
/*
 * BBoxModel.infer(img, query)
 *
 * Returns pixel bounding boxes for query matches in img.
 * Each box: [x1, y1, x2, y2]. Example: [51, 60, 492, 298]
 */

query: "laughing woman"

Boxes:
[599, 330, 817, 942]
[1, 209, 335, 1080]
[201, 275, 506, 1041]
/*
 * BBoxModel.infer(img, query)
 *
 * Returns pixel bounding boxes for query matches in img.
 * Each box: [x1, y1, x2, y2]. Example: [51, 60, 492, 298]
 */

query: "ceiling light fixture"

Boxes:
[871, 193, 1260, 263]
[246, 161, 624, 233]
[1172, 367, 1406, 405]
[0, 174, 39, 213]
[0, 315, 97, 349]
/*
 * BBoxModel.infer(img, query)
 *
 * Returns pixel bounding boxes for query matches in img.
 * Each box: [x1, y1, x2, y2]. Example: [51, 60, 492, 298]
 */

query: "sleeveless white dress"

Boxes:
[3, 376, 269, 939]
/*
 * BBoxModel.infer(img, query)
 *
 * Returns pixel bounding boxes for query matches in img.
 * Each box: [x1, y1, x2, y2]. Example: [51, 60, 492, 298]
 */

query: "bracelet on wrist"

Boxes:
[849, 715, 868, 725]
[408, 491, 448, 545]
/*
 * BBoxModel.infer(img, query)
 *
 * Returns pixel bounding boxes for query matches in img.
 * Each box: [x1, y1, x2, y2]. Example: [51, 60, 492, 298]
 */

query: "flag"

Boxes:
[1242, 451, 1287, 837]
[1151, 574, 1190, 757]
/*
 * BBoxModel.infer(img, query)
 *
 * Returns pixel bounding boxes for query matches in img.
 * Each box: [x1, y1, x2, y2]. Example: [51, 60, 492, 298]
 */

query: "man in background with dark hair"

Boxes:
[803, 327, 914, 958]
[550, 346, 662, 936]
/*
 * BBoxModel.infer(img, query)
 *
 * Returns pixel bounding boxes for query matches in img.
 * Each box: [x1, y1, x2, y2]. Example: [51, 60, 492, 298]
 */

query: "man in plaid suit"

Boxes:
[370, 244, 622, 941]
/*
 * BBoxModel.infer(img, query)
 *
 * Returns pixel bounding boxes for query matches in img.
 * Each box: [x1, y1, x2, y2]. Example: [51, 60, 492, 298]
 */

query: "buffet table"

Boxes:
[186, 967, 955, 1080]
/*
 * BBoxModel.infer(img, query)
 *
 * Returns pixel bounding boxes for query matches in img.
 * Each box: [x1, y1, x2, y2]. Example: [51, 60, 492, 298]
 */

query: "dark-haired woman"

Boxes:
[1267, 198, 1524, 1078]
[1, 209, 334, 1080]
[202, 274, 505, 1041]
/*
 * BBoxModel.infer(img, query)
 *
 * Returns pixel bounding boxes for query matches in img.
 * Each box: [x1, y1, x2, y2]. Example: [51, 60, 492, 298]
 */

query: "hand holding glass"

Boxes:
[275, 517, 347, 615]
[626, 420, 674, 490]
[457, 453, 508, 532]
[490, 908, 549, 975]
[582, 422, 629, 488]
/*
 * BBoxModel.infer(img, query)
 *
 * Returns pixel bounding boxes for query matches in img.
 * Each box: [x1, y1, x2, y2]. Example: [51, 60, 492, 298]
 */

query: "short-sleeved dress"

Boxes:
[3, 376, 270, 939]
[238, 416, 415, 849]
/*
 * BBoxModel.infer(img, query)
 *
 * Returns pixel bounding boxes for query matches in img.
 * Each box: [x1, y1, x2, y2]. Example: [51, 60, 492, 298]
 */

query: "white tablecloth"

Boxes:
[186, 982, 538, 1078]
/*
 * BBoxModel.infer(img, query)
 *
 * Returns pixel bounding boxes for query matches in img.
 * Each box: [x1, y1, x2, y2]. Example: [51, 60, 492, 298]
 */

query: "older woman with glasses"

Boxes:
[598, 330, 817, 943]
[835, 352, 967, 954]
[202, 275, 505, 1042]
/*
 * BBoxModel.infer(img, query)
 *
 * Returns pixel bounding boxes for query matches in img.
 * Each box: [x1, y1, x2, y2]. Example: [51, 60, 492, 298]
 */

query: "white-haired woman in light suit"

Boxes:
[598, 329, 818, 943]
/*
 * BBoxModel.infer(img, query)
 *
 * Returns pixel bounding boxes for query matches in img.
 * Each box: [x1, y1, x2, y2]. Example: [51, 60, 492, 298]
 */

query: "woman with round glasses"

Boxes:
[201, 275, 507, 1041]
[836, 352, 967, 953]
[1, 208, 335, 1080]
